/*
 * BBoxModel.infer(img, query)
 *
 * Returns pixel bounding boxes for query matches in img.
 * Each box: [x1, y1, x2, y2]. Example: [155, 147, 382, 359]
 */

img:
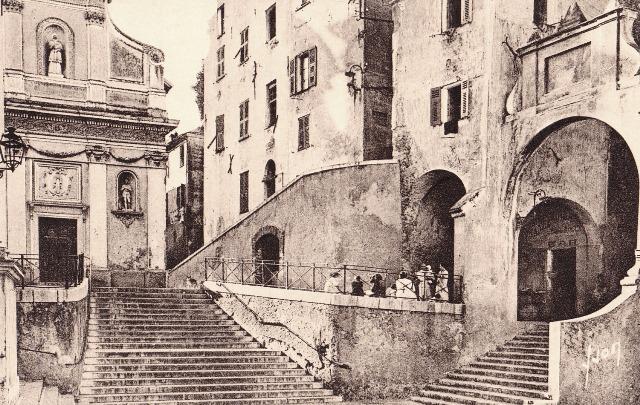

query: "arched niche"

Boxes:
[251, 225, 284, 286]
[116, 171, 138, 212]
[36, 18, 75, 78]
[263, 160, 276, 198]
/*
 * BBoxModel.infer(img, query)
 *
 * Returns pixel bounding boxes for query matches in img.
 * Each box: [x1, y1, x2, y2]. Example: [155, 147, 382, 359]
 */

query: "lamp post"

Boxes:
[0, 127, 28, 178]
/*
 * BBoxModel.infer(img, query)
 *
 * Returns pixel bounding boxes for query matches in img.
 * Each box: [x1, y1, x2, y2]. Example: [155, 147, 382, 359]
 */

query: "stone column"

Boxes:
[0, 247, 23, 405]
[147, 165, 166, 270]
[85, 9, 107, 105]
[3, 0, 24, 72]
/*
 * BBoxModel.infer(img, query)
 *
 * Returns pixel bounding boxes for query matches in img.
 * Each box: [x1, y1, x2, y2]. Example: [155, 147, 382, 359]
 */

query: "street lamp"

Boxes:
[0, 127, 27, 177]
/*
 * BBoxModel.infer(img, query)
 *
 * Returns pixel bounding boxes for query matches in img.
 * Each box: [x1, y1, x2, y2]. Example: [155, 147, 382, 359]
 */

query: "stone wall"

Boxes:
[16, 283, 89, 394]
[552, 288, 640, 404]
[204, 282, 465, 401]
[169, 162, 402, 286]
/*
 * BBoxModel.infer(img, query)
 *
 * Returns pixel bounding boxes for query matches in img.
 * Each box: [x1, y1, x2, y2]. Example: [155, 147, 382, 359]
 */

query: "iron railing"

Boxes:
[11, 253, 86, 289]
[204, 257, 463, 303]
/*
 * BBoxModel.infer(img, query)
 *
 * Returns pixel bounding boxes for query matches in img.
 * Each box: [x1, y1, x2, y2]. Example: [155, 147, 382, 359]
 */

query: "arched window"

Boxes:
[263, 160, 276, 198]
[117, 171, 138, 211]
[36, 18, 75, 78]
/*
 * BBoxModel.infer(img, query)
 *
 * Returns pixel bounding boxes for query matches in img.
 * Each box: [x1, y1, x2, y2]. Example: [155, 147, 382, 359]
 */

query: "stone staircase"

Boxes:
[412, 324, 553, 404]
[17, 380, 75, 405]
[78, 287, 342, 404]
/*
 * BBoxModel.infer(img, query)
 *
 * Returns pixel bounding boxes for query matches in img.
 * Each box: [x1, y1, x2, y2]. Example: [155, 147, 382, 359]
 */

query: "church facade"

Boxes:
[1, 0, 178, 286]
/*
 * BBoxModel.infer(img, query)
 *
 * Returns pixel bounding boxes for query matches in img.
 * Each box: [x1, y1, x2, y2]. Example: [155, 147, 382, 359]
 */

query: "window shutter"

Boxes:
[461, 80, 470, 118]
[289, 57, 296, 95]
[430, 87, 442, 126]
[298, 117, 304, 149]
[463, 0, 473, 23]
[216, 115, 224, 150]
[308, 47, 317, 88]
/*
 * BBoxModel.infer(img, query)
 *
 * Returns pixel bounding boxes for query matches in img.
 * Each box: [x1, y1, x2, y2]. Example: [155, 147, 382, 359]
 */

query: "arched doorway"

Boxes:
[264, 160, 276, 198]
[413, 170, 466, 273]
[254, 233, 280, 286]
[518, 199, 597, 321]
[514, 118, 639, 321]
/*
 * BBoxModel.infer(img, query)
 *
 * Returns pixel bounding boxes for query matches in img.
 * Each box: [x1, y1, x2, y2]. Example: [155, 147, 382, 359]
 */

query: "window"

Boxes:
[179, 144, 185, 167]
[266, 4, 276, 40]
[289, 47, 317, 95]
[239, 100, 249, 139]
[215, 115, 225, 152]
[216, 46, 225, 79]
[264, 160, 276, 198]
[445, 0, 472, 29]
[430, 80, 470, 134]
[298, 114, 310, 150]
[266, 80, 277, 127]
[534, 0, 547, 26]
[240, 171, 249, 214]
[177, 184, 186, 210]
[217, 5, 225, 37]
[240, 27, 249, 64]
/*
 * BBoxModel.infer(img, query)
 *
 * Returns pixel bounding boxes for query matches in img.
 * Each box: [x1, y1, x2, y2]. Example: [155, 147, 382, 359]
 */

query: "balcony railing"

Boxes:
[204, 257, 464, 303]
[11, 253, 86, 289]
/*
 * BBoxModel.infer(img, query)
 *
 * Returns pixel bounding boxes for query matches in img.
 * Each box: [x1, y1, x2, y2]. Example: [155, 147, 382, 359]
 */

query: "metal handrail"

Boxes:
[10, 253, 86, 289]
[204, 257, 464, 304]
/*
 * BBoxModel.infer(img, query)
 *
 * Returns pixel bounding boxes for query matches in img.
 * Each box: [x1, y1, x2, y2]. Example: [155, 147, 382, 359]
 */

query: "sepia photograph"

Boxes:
[0, 0, 638, 404]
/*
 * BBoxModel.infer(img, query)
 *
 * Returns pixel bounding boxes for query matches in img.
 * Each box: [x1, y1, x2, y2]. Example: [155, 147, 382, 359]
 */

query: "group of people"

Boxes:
[324, 270, 425, 300]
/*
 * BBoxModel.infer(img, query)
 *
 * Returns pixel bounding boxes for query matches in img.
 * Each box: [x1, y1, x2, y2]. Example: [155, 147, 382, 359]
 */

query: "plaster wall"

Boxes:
[88, 162, 107, 269]
[170, 162, 402, 286]
[166, 141, 187, 191]
[0, 268, 20, 405]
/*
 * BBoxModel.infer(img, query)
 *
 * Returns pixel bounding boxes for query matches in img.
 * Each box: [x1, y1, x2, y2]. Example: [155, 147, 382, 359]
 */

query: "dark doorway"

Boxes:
[264, 160, 276, 198]
[550, 247, 577, 321]
[39, 217, 77, 283]
[254, 234, 280, 286]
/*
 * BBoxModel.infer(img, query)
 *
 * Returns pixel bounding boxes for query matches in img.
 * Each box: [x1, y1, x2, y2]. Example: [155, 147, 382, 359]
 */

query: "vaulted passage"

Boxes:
[516, 118, 638, 321]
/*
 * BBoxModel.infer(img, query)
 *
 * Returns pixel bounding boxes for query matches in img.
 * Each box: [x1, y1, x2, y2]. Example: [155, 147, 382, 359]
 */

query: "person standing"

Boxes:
[324, 271, 343, 293]
[395, 271, 417, 299]
[351, 276, 365, 296]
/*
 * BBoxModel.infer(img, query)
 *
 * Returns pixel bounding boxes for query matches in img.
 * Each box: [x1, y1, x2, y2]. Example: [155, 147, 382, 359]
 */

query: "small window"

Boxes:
[239, 100, 249, 139]
[266, 4, 276, 40]
[446, 0, 472, 29]
[177, 184, 186, 210]
[179, 144, 185, 167]
[216, 46, 225, 79]
[264, 160, 276, 198]
[298, 114, 310, 151]
[430, 80, 470, 134]
[215, 114, 225, 152]
[289, 47, 317, 95]
[266, 80, 277, 127]
[240, 27, 249, 64]
[240, 171, 249, 214]
[534, 0, 547, 26]
[217, 5, 225, 37]
[445, 84, 462, 134]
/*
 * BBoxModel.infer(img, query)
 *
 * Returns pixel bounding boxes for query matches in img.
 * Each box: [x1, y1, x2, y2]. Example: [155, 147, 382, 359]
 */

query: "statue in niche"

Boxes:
[120, 177, 133, 211]
[47, 35, 64, 77]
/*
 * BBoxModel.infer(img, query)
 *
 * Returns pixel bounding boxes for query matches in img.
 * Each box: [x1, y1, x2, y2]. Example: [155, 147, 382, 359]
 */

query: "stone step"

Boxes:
[445, 372, 549, 391]
[458, 366, 548, 383]
[83, 361, 300, 372]
[470, 361, 548, 375]
[82, 368, 308, 380]
[502, 340, 549, 349]
[92, 287, 203, 294]
[496, 345, 549, 355]
[92, 297, 212, 304]
[89, 318, 237, 326]
[90, 313, 231, 321]
[412, 394, 508, 405]
[90, 302, 220, 310]
[85, 347, 279, 357]
[88, 324, 244, 333]
[92, 292, 210, 300]
[17, 380, 43, 405]
[90, 306, 226, 315]
[419, 385, 540, 404]
[40, 386, 59, 405]
[80, 381, 325, 395]
[436, 379, 551, 400]
[88, 332, 248, 342]
[484, 351, 549, 361]
[81, 374, 315, 387]
[78, 396, 342, 404]
[512, 335, 548, 343]
[88, 341, 260, 350]
[476, 356, 548, 368]
[79, 388, 335, 402]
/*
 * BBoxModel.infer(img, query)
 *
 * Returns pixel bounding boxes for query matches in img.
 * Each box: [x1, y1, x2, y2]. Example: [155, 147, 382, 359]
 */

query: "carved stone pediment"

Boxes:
[111, 210, 144, 228]
[34, 162, 82, 203]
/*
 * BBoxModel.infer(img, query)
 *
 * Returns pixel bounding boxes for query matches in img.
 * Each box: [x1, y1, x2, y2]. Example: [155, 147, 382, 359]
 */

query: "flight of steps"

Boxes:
[78, 287, 342, 404]
[412, 325, 553, 405]
[17, 380, 75, 405]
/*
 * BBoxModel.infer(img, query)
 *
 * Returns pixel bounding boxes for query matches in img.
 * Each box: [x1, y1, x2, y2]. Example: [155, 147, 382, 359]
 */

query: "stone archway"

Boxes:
[512, 118, 639, 320]
[251, 226, 284, 286]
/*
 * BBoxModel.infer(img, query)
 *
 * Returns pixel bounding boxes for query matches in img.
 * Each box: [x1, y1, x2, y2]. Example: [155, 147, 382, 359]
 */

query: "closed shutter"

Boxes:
[430, 87, 442, 126]
[215, 115, 224, 150]
[461, 80, 470, 118]
[308, 47, 317, 88]
[463, 0, 473, 23]
[289, 58, 296, 95]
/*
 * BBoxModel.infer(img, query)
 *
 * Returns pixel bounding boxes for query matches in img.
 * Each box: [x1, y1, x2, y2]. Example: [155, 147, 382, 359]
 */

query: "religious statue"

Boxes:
[120, 177, 133, 211]
[47, 35, 64, 77]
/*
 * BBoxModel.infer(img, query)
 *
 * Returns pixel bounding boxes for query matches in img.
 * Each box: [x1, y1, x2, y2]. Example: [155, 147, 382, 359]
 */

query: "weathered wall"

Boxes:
[557, 292, 640, 404]
[205, 282, 465, 400]
[17, 298, 87, 393]
[170, 162, 402, 284]
[0, 264, 21, 405]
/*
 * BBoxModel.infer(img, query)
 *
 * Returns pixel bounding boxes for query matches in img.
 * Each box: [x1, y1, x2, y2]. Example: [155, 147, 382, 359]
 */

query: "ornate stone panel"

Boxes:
[25, 79, 87, 101]
[110, 40, 144, 82]
[33, 162, 82, 203]
[106, 90, 148, 108]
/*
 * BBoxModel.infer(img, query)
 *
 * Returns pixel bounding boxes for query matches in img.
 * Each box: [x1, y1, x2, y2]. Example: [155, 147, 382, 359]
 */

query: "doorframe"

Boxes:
[31, 213, 83, 258]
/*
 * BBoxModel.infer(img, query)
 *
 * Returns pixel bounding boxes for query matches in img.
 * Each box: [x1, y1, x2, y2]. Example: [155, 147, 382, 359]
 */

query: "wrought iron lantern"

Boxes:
[0, 127, 28, 177]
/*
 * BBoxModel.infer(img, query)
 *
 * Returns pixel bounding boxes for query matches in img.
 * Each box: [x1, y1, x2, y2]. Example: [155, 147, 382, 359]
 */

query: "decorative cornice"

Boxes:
[143, 45, 165, 63]
[144, 151, 168, 167]
[85, 145, 111, 162]
[85, 10, 106, 25]
[3, 0, 24, 13]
